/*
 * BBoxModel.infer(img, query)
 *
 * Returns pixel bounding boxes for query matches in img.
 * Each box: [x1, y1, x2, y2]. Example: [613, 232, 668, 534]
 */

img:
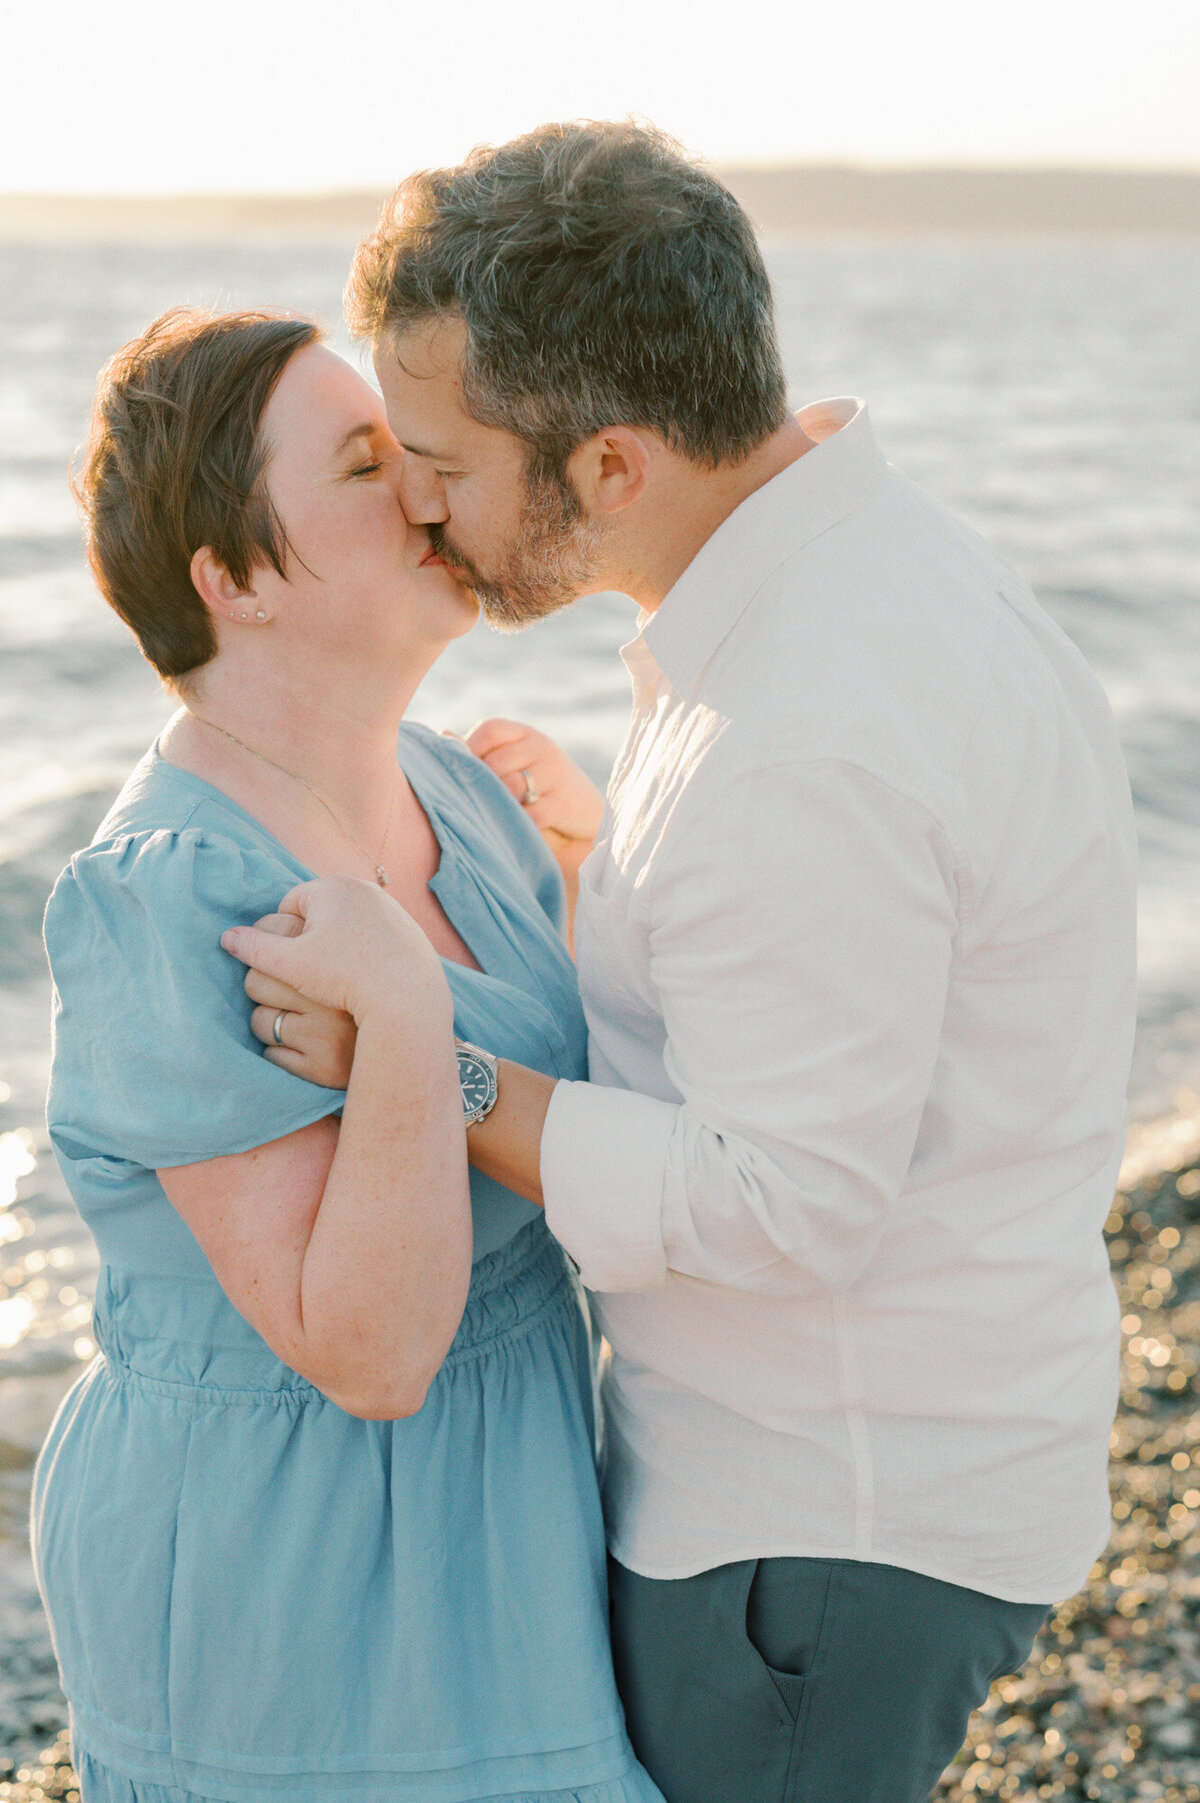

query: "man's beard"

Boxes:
[428, 458, 607, 631]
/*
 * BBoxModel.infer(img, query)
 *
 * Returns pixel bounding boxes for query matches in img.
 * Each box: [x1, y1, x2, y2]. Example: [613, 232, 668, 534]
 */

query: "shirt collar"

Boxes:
[628, 398, 886, 697]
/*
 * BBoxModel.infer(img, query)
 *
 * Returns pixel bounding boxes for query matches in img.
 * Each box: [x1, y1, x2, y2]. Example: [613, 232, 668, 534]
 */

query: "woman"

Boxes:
[34, 306, 662, 1803]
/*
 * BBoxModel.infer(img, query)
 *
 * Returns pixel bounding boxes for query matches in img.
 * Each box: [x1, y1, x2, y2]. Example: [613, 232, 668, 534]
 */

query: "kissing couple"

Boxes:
[35, 120, 1136, 1803]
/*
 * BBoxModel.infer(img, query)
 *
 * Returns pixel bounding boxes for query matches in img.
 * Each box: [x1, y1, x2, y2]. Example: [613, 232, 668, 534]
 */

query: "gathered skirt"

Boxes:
[74, 1748, 665, 1803]
[35, 1220, 663, 1803]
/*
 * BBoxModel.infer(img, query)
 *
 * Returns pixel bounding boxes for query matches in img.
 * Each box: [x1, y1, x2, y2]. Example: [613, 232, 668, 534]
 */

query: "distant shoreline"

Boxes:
[2, 166, 1199, 241]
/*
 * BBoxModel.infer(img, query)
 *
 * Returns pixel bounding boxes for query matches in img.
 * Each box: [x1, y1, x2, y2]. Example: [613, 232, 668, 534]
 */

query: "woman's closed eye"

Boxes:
[351, 461, 383, 479]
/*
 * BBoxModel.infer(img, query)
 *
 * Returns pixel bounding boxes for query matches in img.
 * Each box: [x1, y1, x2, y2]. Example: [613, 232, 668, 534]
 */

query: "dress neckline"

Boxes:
[146, 734, 488, 974]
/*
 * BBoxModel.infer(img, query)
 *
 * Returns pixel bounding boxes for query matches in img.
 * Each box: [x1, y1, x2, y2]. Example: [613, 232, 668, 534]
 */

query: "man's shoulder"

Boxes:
[693, 467, 1118, 832]
[711, 480, 1001, 787]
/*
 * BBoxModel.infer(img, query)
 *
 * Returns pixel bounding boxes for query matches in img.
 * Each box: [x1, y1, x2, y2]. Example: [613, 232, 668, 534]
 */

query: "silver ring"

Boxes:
[272, 1011, 288, 1047]
[520, 769, 542, 807]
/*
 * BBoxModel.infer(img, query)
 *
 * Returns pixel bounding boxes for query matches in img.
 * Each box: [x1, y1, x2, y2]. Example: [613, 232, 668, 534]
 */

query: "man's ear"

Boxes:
[569, 428, 653, 517]
[190, 546, 259, 621]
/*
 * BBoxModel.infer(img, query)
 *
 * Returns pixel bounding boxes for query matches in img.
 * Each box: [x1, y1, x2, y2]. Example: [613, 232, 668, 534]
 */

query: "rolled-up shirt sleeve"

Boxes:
[541, 758, 961, 1295]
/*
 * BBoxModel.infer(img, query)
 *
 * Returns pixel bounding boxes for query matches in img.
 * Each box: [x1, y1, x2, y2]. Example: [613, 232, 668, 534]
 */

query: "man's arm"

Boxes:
[534, 757, 960, 1295]
[463, 1060, 556, 1205]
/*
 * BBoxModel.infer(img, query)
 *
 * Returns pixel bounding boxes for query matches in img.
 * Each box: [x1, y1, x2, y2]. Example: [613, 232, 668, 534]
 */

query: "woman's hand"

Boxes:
[461, 722, 605, 948]
[233, 912, 359, 1089]
[221, 876, 451, 1036]
[462, 720, 605, 849]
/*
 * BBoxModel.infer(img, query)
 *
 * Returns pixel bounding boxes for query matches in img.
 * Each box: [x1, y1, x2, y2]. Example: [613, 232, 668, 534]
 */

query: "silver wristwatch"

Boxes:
[455, 1040, 499, 1127]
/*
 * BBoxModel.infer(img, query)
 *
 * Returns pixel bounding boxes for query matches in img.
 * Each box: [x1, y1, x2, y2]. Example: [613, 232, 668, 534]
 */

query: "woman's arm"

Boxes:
[160, 878, 471, 1421]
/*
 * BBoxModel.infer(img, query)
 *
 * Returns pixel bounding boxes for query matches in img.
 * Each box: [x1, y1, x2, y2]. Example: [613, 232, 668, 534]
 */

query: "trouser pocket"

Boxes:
[609, 1555, 808, 1803]
[745, 1557, 833, 1724]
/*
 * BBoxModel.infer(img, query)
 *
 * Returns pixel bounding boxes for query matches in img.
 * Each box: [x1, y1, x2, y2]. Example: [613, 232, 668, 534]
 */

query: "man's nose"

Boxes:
[398, 458, 448, 525]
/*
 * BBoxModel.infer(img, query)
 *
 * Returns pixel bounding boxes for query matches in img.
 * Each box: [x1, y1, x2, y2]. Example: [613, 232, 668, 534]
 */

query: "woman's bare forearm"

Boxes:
[300, 987, 472, 1416]
[205, 882, 473, 1416]
[162, 978, 471, 1421]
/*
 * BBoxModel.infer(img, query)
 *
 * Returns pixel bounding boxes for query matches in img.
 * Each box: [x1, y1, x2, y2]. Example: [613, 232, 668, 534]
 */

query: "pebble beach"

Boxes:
[5, 1120, 1200, 1803]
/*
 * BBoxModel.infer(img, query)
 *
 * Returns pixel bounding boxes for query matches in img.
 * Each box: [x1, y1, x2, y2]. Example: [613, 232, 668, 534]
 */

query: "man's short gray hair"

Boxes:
[346, 120, 788, 472]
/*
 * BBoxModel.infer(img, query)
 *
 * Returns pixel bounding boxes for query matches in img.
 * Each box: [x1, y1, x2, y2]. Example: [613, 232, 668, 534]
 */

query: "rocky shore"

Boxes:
[3, 1123, 1200, 1803]
[931, 1120, 1200, 1802]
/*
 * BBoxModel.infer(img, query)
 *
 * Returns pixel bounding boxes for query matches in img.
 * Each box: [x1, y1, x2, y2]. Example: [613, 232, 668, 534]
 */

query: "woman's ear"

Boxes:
[569, 428, 653, 518]
[190, 546, 261, 622]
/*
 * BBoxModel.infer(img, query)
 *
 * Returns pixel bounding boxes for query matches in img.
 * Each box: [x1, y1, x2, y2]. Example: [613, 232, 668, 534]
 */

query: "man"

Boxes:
[249, 122, 1138, 1801]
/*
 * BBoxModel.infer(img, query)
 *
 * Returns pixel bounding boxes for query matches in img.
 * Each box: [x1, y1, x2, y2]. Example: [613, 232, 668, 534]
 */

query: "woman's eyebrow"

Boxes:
[332, 422, 383, 457]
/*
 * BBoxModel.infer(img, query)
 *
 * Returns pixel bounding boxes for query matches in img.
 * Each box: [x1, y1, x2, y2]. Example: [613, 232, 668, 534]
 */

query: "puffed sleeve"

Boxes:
[45, 828, 346, 1171]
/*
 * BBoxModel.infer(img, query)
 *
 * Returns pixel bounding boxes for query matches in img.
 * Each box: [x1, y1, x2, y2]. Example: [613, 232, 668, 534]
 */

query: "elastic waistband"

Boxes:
[94, 1218, 573, 1398]
[444, 1217, 573, 1363]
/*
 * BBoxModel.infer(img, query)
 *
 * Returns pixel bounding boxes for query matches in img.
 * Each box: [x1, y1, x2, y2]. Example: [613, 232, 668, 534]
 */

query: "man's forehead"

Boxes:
[374, 320, 532, 472]
[374, 319, 474, 452]
[380, 315, 467, 387]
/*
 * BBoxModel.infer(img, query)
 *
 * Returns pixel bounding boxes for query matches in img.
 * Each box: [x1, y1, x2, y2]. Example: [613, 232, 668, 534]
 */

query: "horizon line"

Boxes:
[5, 166, 1198, 243]
[4, 159, 1200, 203]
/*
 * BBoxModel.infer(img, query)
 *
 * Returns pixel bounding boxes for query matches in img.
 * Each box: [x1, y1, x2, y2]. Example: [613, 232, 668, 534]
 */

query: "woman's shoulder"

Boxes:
[93, 742, 301, 856]
[45, 759, 341, 1173]
[53, 745, 303, 919]
[398, 721, 569, 938]
[398, 719, 533, 841]
[397, 720, 561, 894]
[47, 768, 302, 972]
[396, 719, 489, 793]
[90, 741, 198, 843]
[52, 821, 246, 920]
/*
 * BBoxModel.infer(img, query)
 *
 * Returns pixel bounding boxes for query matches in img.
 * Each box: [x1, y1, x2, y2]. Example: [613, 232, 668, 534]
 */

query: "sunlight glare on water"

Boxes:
[0, 1129, 35, 1211]
[0, 1294, 35, 1352]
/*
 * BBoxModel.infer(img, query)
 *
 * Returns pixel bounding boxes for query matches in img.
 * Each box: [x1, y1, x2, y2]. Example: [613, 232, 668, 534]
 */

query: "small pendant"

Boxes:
[376, 867, 389, 887]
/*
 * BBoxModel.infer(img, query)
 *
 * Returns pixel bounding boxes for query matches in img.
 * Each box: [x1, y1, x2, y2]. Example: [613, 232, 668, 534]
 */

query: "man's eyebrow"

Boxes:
[401, 441, 458, 462]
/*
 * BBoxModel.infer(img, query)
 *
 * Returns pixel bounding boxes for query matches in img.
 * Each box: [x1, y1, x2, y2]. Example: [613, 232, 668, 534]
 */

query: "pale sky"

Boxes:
[4, 0, 1198, 192]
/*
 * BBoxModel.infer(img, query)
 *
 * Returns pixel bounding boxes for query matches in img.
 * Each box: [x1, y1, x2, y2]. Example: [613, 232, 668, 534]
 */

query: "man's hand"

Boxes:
[462, 720, 605, 849]
[233, 911, 359, 1088]
[221, 878, 451, 1087]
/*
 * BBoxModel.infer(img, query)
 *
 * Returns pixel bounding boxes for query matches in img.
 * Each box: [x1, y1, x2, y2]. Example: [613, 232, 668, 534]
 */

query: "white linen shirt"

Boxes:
[540, 398, 1137, 1606]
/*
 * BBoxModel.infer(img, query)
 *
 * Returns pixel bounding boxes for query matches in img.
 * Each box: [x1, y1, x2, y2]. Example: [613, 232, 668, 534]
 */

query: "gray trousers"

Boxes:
[608, 1555, 1049, 1803]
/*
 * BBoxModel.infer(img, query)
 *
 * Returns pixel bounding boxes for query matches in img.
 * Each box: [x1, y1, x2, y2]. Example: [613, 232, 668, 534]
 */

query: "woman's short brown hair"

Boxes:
[76, 307, 322, 684]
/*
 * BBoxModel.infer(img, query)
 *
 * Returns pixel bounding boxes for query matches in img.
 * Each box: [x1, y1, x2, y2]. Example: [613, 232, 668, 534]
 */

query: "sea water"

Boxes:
[1, 233, 1198, 1748]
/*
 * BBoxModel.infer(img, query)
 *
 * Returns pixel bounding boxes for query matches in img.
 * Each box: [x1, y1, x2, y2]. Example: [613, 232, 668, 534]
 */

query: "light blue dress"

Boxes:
[34, 724, 663, 1803]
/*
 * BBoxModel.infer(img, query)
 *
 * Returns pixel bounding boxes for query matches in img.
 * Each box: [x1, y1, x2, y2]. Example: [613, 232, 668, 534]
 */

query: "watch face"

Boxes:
[458, 1052, 495, 1118]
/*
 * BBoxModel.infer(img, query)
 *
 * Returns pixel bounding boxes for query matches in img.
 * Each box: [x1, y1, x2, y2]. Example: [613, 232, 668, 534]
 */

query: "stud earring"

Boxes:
[255, 610, 266, 621]
[240, 612, 249, 621]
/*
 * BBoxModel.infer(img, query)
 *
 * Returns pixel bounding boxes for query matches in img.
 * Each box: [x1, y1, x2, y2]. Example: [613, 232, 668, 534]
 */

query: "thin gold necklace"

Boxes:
[189, 713, 398, 888]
